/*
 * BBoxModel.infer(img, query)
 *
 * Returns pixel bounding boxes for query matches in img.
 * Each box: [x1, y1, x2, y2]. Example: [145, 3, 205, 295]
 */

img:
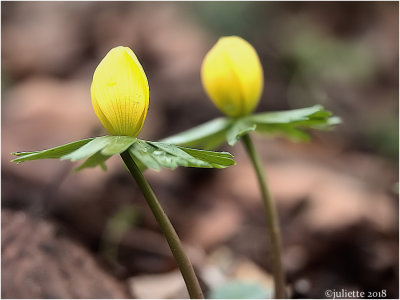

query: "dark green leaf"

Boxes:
[129, 140, 161, 171]
[11, 138, 94, 163]
[129, 140, 235, 171]
[149, 142, 198, 161]
[180, 147, 235, 167]
[12, 136, 236, 172]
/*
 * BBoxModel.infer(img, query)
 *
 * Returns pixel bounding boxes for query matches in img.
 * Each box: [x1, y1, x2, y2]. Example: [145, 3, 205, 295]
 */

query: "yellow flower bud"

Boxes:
[91, 46, 149, 137]
[201, 36, 264, 117]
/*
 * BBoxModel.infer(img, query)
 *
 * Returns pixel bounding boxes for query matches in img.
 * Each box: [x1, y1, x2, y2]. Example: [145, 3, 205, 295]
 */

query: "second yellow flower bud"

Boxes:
[201, 36, 264, 118]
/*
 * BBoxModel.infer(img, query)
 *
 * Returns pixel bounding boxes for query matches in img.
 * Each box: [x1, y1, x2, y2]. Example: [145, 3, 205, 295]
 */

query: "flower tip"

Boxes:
[201, 36, 264, 118]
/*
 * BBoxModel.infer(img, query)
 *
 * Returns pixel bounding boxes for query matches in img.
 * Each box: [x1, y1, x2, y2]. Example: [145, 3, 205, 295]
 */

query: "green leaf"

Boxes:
[129, 140, 235, 171]
[248, 105, 326, 124]
[75, 152, 110, 171]
[180, 147, 235, 167]
[129, 140, 162, 171]
[160, 117, 232, 149]
[13, 151, 38, 157]
[312, 115, 342, 129]
[209, 281, 272, 299]
[160, 106, 340, 150]
[11, 138, 94, 163]
[62, 136, 137, 171]
[246, 105, 340, 140]
[101, 136, 136, 156]
[61, 136, 111, 161]
[255, 124, 311, 141]
[11, 136, 236, 172]
[226, 118, 257, 146]
[12, 136, 138, 171]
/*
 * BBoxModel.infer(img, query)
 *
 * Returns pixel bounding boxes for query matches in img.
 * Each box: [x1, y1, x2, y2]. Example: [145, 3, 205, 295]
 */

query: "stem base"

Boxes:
[121, 151, 204, 299]
[242, 134, 286, 299]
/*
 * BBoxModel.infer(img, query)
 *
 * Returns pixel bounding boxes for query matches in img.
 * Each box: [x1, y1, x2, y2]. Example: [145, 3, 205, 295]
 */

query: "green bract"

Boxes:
[162, 105, 341, 149]
[12, 136, 235, 172]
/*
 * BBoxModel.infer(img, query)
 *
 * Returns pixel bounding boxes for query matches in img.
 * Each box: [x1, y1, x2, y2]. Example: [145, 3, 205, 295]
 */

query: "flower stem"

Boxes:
[120, 151, 204, 299]
[241, 134, 286, 299]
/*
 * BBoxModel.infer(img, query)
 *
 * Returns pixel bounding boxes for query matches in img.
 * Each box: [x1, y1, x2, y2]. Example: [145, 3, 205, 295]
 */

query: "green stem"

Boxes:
[120, 151, 204, 299]
[241, 134, 286, 299]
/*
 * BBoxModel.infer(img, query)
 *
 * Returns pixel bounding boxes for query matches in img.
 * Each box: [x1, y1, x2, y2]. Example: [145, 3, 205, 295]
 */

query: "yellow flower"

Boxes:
[91, 46, 149, 137]
[201, 36, 264, 117]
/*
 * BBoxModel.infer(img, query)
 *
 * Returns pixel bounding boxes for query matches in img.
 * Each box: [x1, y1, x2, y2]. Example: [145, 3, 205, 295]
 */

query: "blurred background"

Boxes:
[2, 1, 398, 298]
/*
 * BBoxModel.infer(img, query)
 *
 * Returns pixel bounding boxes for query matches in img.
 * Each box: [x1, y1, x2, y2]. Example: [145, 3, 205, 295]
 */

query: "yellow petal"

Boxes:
[201, 36, 264, 117]
[91, 46, 149, 137]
